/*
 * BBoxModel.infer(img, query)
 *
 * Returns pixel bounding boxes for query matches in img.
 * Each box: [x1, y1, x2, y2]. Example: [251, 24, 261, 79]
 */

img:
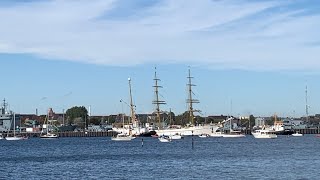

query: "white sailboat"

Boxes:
[112, 78, 136, 141]
[5, 113, 26, 141]
[40, 109, 58, 139]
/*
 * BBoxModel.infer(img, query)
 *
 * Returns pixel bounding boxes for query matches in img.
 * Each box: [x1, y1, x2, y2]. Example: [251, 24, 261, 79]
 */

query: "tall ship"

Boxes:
[155, 68, 219, 136]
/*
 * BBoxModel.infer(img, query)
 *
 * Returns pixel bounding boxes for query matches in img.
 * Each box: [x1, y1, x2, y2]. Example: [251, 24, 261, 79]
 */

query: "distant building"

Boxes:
[255, 117, 266, 128]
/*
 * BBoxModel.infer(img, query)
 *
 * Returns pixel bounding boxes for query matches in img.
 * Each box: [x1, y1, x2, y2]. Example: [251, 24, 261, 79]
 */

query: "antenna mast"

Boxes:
[186, 67, 200, 125]
[152, 67, 166, 128]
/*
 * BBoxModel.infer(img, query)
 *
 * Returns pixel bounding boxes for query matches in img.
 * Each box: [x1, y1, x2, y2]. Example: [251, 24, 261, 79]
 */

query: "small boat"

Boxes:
[252, 129, 277, 139]
[0, 134, 4, 140]
[40, 132, 58, 139]
[198, 134, 209, 138]
[222, 130, 246, 138]
[170, 134, 183, 140]
[292, 131, 303, 137]
[158, 135, 171, 142]
[111, 133, 135, 141]
[5, 136, 27, 141]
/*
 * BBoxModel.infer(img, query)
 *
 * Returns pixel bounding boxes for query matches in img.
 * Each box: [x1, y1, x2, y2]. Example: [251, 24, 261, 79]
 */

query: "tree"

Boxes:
[65, 106, 88, 127]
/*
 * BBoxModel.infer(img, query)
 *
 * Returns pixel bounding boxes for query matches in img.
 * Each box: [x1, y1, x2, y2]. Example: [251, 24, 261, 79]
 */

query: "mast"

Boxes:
[13, 112, 16, 137]
[152, 67, 166, 128]
[186, 67, 200, 125]
[128, 78, 137, 128]
[305, 84, 309, 123]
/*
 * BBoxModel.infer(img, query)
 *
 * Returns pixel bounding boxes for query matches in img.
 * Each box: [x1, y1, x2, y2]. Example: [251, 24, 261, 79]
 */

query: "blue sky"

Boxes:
[1, 0, 320, 117]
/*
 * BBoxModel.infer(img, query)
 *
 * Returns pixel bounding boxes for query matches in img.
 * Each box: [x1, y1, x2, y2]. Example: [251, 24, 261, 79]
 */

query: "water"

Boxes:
[0, 135, 319, 180]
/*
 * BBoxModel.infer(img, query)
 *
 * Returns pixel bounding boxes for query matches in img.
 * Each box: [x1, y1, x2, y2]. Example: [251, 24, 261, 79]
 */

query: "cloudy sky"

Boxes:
[1, 0, 320, 117]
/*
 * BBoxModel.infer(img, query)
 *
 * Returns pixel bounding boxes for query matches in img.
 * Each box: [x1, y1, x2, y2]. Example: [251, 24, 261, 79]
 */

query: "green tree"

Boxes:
[66, 106, 88, 126]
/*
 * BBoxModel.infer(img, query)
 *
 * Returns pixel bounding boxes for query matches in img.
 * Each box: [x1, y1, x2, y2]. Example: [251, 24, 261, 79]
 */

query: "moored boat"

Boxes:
[252, 129, 277, 139]
[40, 132, 58, 139]
[292, 131, 303, 137]
[158, 135, 171, 142]
[198, 134, 209, 138]
[111, 133, 135, 141]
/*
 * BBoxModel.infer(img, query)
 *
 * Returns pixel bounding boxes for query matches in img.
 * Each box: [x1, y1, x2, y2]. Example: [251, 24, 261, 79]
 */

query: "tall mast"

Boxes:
[128, 78, 137, 127]
[152, 67, 166, 128]
[186, 67, 199, 125]
[305, 84, 309, 123]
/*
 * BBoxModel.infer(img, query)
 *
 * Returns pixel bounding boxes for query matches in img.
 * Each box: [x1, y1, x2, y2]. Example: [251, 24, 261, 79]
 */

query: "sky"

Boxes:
[1, 0, 320, 117]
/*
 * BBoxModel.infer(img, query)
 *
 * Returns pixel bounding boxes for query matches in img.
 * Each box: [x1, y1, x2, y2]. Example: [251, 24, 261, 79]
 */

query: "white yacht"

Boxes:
[252, 129, 277, 139]
[111, 133, 135, 141]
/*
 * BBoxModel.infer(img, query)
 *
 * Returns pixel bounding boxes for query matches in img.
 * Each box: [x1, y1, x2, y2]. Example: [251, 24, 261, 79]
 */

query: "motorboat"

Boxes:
[40, 132, 59, 139]
[198, 134, 209, 138]
[292, 131, 303, 137]
[111, 133, 135, 141]
[170, 134, 183, 140]
[158, 135, 171, 142]
[252, 129, 277, 139]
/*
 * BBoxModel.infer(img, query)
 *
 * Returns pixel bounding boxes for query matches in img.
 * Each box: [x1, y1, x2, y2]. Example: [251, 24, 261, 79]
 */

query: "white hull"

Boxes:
[292, 133, 303, 137]
[111, 134, 135, 141]
[252, 133, 277, 139]
[40, 133, 58, 139]
[210, 133, 223, 138]
[158, 137, 171, 142]
[5, 136, 26, 141]
[222, 134, 246, 138]
[252, 129, 277, 139]
[170, 135, 182, 140]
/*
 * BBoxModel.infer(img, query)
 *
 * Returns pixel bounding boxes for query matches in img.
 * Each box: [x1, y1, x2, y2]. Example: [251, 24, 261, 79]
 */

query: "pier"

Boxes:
[5, 131, 118, 138]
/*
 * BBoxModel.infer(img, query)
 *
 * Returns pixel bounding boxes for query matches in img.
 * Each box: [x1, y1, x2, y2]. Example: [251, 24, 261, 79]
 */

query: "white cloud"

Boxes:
[0, 0, 319, 70]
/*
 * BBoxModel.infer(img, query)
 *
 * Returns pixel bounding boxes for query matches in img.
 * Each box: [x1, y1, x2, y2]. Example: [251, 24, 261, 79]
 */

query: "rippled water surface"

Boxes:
[0, 135, 319, 179]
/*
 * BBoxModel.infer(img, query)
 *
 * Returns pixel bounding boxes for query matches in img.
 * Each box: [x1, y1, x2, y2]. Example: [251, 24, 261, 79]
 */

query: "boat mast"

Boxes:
[186, 67, 199, 125]
[152, 67, 166, 128]
[128, 78, 137, 128]
[13, 112, 16, 137]
[305, 84, 309, 123]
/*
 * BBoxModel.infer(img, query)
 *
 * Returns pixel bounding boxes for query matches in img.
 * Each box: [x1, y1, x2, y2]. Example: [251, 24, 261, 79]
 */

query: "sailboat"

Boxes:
[5, 113, 27, 140]
[40, 109, 58, 139]
[222, 117, 245, 138]
[111, 78, 136, 141]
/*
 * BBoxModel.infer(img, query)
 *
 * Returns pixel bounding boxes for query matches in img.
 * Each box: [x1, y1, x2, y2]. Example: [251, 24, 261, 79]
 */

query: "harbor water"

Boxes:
[1, 135, 319, 179]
